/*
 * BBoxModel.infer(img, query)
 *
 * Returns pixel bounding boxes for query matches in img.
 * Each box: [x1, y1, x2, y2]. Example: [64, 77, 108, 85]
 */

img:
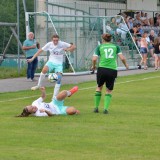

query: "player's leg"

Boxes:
[94, 67, 104, 113]
[53, 72, 62, 97]
[66, 107, 79, 115]
[56, 86, 78, 101]
[103, 69, 117, 114]
[52, 64, 63, 97]
[31, 61, 53, 90]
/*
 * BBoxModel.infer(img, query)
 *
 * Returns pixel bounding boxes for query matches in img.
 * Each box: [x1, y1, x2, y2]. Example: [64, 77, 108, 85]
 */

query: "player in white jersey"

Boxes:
[27, 34, 76, 97]
[17, 86, 79, 117]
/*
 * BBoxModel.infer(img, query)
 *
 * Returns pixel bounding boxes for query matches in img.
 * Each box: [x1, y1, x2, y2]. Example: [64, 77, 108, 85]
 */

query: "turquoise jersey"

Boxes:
[23, 39, 38, 58]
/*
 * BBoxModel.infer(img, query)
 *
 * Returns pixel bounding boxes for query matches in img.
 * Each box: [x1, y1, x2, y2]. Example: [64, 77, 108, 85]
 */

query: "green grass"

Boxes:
[0, 72, 160, 160]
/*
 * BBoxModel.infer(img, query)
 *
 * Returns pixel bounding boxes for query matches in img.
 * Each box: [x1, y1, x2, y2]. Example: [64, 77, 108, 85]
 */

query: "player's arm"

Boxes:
[64, 43, 76, 52]
[91, 55, 98, 70]
[40, 87, 46, 101]
[27, 49, 43, 63]
[39, 109, 53, 117]
[91, 46, 100, 70]
[118, 54, 129, 69]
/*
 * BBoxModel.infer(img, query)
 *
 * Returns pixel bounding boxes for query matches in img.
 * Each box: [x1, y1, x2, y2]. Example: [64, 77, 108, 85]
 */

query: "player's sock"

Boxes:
[37, 72, 46, 87]
[53, 83, 61, 97]
[104, 94, 112, 110]
[94, 91, 101, 109]
[68, 86, 78, 97]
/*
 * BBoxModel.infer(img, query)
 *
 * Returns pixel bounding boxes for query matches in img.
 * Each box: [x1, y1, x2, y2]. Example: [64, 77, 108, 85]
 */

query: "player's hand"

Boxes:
[64, 48, 68, 52]
[39, 109, 45, 113]
[27, 58, 33, 63]
[40, 87, 46, 91]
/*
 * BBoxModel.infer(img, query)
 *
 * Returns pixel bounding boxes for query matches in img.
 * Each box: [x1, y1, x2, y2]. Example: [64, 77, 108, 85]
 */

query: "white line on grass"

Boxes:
[0, 75, 160, 103]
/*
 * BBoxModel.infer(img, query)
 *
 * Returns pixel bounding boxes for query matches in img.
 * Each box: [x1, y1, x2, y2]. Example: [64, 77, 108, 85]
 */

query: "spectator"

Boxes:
[154, 13, 159, 26]
[156, 14, 160, 26]
[116, 21, 129, 40]
[110, 17, 118, 30]
[127, 17, 133, 30]
[22, 32, 38, 82]
[130, 24, 141, 37]
[148, 30, 156, 57]
[143, 13, 150, 26]
[137, 24, 144, 36]
[139, 32, 148, 70]
[153, 37, 160, 70]
[133, 12, 143, 26]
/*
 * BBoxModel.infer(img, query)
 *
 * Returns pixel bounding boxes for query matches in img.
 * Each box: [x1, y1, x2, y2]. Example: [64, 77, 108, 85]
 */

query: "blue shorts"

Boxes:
[45, 61, 63, 73]
[148, 45, 154, 50]
[140, 47, 147, 54]
[52, 98, 68, 115]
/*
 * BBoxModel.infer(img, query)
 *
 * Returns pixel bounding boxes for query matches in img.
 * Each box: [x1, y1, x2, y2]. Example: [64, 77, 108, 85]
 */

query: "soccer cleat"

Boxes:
[93, 108, 99, 113]
[103, 109, 109, 114]
[31, 85, 39, 91]
[68, 86, 78, 97]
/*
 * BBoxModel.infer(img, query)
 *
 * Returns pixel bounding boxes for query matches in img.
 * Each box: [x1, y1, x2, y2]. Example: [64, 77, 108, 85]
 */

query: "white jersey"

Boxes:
[31, 97, 61, 116]
[42, 41, 71, 64]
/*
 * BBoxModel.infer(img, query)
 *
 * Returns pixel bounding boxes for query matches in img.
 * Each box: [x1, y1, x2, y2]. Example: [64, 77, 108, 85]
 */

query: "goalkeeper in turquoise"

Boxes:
[91, 33, 129, 114]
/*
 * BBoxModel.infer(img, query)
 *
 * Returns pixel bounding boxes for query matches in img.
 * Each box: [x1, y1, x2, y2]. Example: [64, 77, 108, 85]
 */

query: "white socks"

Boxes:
[53, 83, 61, 97]
[37, 72, 46, 87]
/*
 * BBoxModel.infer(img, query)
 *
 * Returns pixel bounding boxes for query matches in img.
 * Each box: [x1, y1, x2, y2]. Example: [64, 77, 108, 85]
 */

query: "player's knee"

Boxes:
[66, 107, 77, 115]
[56, 73, 62, 84]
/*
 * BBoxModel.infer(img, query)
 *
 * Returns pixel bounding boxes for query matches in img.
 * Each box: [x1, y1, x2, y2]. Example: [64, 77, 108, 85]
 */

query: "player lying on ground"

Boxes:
[17, 86, 79, 117]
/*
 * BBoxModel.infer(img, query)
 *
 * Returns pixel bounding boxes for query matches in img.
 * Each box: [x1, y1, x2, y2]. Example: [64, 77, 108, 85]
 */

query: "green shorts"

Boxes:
[45, 61, 63, 73]
[52, 98, 68, 115]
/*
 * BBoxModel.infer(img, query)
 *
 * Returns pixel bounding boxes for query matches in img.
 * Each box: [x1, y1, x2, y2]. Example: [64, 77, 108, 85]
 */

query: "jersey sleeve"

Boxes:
[117, 45, 122, 54]
[32, 97, 43, 105]
[93, 45, 100, 56]
[61, 41, 71, 48]
[34, 112, 48, 117]
[42, 42, 51, 51]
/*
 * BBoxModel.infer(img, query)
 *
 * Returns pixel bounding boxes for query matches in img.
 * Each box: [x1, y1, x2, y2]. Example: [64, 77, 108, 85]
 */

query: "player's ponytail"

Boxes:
[16, 108, 31, 117]
[102, 33, 112, 42]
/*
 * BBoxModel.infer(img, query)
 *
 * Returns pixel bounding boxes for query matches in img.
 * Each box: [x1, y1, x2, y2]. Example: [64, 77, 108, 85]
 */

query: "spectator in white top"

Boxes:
[116, 21, 129, 40]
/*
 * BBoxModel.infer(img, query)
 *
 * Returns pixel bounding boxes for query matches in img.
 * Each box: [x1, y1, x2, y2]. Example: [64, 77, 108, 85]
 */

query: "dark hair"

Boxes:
[52, 34, 59, 39]
[102, 33, 112, 42]
[36, 42, 40, 49]
[16, 107, 31, 117]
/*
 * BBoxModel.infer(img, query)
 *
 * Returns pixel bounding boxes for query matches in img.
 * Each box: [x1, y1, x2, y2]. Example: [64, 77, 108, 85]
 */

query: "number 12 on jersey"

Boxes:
[104, 48, 114, 59]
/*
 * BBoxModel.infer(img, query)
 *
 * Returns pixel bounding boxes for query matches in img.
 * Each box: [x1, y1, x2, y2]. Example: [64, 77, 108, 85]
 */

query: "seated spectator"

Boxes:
[116, 21, 129, 40]
[143, 13, 150, 26]
[133, 12, 143, 26]
[137, 24, 144, 36]
[110, 17, 118, 30]
[156, 14, 160, 26]
[127, 17, 133, 30]
[130, 24, 141, 37]
[154, 13, 159, 26]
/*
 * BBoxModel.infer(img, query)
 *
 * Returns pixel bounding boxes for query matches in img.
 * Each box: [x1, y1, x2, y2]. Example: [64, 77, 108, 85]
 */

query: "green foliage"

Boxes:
[0, 0, 34, 55]
[0, 72, 160, 159]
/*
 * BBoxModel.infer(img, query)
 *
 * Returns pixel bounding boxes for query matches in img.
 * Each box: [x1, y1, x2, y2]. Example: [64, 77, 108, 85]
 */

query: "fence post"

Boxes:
[17, 0, 20, 75]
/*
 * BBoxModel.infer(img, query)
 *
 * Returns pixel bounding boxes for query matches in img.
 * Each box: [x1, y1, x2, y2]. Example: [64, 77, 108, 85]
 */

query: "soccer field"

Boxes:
[0, 72, 160, 160]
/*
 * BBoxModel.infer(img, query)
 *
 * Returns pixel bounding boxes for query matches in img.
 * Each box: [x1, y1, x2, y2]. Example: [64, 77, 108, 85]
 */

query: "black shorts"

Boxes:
[97, 67, 117, 90]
